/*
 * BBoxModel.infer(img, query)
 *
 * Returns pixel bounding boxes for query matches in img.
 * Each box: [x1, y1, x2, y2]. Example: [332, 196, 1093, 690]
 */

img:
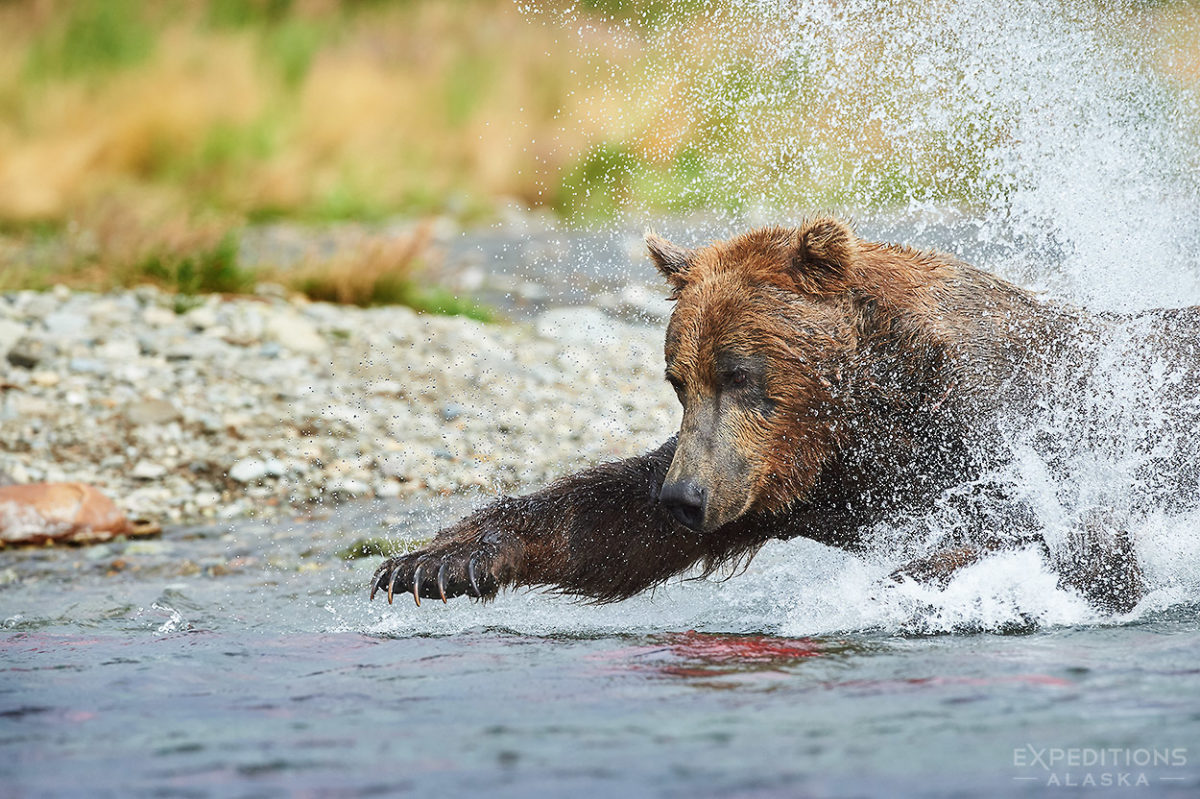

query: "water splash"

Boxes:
[546, 0, 1200, 307]
[149, 602, 187, 635]
[389, 0, 1200, 636]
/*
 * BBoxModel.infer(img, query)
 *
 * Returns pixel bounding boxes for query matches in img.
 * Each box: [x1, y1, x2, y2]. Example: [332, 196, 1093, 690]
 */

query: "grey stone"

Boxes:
[229, 458, 269, 483]
[535, 307, 623, 346]
[142, 306, 176, 327]
[131, 460, 168, 480]
[96, 338, 140, 361]
[124, 540, 166, 556]
[183, 306, 219, 330]
[264, 310, 327, 355]
[43, 309, 89, 338]
[69, 357, 107, 375]
[6, 337, 51, 369]
[326, 477, 369, 496]
[165, 337, 232, 362]
[0, 320, 26, 357]
[84, 544, 114, 561]
[125, 399, 181, 427]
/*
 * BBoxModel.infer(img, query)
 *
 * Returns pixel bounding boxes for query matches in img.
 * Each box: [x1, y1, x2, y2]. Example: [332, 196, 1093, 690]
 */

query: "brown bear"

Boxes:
[371, 218, 1192, 613]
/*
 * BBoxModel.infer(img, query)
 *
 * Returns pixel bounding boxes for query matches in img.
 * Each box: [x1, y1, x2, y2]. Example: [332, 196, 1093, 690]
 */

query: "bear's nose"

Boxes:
[660, 479, 706, 531]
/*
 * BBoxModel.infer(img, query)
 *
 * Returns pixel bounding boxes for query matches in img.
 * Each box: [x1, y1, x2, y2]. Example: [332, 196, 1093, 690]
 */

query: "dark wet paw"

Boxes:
[369, 545, 498, 606]
[890, 546, 983, 587]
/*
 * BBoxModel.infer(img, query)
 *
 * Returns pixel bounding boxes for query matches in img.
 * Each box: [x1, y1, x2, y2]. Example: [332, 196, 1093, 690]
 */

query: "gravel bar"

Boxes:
[0, 286, 678, 526]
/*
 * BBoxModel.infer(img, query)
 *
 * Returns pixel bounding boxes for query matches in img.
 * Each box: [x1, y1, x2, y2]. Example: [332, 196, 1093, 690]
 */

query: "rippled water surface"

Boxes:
[2, 499, 1199, 797]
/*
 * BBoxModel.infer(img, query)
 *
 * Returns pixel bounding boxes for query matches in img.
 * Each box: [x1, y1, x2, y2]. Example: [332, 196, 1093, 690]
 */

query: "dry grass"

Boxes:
[287, 228, 434, 307]
[0, 0, 633, 227]
[3, 204, 488, 319]
[3, 195, 250, 295]
[281, 223, 487, 317]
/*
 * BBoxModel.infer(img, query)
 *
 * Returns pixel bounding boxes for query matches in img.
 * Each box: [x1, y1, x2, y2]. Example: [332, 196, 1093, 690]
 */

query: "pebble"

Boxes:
[441, 402, 466, 422]
[30, 371, 59, 387]
[124, 540, 166, 556]
[131, 461, 168, 480]
[0, 319, 26, 356]
[7, 337, 49, 369]
[229, 458, 269, 483]
[535, 307, 626, 346]
[142, 306, 176, 327]
[125, 399, 182, 427]
[69, 357, 107, 375]
[183, 306, 219, 330]
[43, 310, 88, 339]
[327, 478, 370, 497]
[264, 310, 326, 355]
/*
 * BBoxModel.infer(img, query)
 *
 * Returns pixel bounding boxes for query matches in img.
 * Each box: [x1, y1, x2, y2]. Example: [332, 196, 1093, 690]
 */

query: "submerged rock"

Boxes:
[0, 483, 160, 546]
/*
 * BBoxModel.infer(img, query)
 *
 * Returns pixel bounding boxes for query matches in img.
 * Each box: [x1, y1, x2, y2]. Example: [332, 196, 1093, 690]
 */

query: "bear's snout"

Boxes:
[660, 478, 707, 531]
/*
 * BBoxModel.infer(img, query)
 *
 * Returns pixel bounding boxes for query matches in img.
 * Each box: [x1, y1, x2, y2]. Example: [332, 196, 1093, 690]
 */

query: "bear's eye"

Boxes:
[727, 369, 748, 388]
[665, 373, 685, 397]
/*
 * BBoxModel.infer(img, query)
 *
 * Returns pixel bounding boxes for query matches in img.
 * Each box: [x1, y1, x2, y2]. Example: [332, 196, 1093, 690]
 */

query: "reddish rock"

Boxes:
[0, 483, 159, 546]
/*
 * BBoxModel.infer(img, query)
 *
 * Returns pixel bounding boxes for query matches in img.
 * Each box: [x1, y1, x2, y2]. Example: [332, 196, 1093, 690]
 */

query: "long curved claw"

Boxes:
[387, 565, 400, 605]
[468, 556, 481, 598]
[437, 560, 449, 603]
[369, 563, 384, 601]
[411, 563, 422, 607]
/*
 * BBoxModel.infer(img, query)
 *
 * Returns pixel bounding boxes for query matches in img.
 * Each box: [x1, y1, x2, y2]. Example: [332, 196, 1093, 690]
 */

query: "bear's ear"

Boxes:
[790, 217, 858, 291]
[645, 231, 692, 289]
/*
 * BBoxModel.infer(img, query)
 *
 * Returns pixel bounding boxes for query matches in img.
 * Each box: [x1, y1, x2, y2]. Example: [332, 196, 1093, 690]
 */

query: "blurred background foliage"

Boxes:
[0, 0, 1197, 302]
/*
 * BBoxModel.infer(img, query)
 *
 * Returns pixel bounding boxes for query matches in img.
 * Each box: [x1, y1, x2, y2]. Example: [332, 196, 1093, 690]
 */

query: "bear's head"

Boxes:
[646, 218, 876, 532]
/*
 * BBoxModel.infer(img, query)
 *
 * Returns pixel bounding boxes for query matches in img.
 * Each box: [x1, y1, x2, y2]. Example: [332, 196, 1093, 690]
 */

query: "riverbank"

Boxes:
[0, 285, 677, 527]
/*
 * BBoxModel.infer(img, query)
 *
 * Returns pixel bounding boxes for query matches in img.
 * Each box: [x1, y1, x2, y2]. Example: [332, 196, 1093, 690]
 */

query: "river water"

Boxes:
[3, 488, 1200, 797]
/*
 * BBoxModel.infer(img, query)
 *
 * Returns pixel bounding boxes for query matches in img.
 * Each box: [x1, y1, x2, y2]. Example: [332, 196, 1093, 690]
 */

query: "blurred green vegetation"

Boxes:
[0, 0, 1195, 309]
[23, 0, 157, 79]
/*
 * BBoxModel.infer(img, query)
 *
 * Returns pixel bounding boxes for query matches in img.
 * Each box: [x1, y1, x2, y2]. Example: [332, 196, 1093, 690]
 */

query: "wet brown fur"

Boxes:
[372, 218, 1165, 612]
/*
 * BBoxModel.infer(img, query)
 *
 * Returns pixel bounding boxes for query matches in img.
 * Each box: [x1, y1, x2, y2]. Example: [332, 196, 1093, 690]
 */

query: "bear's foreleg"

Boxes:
[368, 438, 762, 605]
[1053, 525, 1145, 614]
[888, 529, 1145, 614]
[889, 546, 985, 586]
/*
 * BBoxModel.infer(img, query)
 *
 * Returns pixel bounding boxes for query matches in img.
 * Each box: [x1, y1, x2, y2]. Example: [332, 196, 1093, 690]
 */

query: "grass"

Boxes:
[336, 536, 429, 561]
[288, 226, 495, 321]
[23, 0, 156, 80]
[2, 203, 489, 320]
[0, 0, 605, 227]
[137, 233, 251, 296]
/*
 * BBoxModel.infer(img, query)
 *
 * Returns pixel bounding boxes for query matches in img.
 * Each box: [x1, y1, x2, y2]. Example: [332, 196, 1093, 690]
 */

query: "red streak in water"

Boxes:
[589, 630, 826, 679]
[661, 630, 823, 662]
